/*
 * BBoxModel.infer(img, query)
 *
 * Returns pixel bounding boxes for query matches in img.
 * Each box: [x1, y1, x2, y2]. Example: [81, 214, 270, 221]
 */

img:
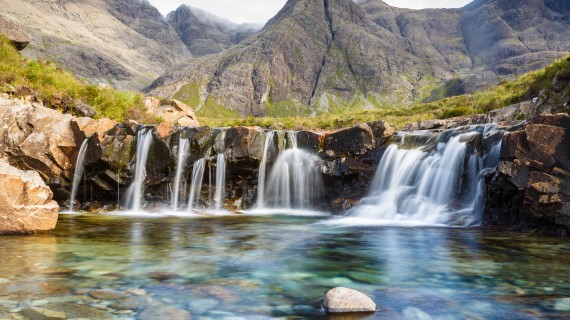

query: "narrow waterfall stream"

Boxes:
[171, 138, 190, 211]
[126, 127, 154, 211]
[256, 131, 275, 208]
[187, 158, 206, 211]
[68, 138, 89, 212]
[214, 130, 227, 211]
[337, 125, 503, 226]
[260, 132, 323, 210]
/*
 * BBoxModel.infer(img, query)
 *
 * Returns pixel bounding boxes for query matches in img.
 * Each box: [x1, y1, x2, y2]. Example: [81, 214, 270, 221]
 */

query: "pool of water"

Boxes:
[1, 214, 570, 319]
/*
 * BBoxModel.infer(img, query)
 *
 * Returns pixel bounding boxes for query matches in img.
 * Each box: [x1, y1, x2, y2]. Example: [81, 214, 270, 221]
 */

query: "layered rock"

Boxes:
[485, 113, 570, 235]
[0, 160, 59, 234]
[145, 97, 200, 127]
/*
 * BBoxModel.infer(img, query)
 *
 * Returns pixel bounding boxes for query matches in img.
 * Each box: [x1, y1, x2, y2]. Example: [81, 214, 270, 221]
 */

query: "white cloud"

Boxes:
[148, 0, 473, 24]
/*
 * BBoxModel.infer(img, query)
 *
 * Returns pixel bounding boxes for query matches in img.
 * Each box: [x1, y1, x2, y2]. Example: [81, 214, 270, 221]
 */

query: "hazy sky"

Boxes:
[148, 0, 473, 24]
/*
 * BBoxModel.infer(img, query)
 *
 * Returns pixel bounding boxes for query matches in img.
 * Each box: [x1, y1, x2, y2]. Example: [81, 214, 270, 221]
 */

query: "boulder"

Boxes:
[145, 97, 199, 127]
[0, 160, 59, 234]
[72, 102, 96, 118]
[485, 113, 570, 235]
[322, 287, 378, 313]
[0, 15, 31, 50]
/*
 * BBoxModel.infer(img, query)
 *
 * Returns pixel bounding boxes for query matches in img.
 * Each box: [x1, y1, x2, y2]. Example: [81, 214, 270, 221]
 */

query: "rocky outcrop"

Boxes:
[485, 113, 570, 235]
[404, 115, 487, 131]
[0, 14, 31, 50]
[322, 287, 378, 313]
[0, 160, 59, 234]
[145, 97, 200, 127]
[148, 0, 570, 117]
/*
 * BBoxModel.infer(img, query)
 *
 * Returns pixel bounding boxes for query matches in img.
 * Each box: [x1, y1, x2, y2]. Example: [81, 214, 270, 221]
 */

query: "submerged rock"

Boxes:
[322, 287, 378, 313]
[20, 306, 66, 320]
[138, 304, 191, 320]
[0, 160, 59, 234]
[87, 289, 128, 300]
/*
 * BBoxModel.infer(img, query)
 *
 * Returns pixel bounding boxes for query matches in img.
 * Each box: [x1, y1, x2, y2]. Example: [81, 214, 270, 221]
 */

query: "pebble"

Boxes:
[323, 287, 377, 313]
[88, 290, 128, 300]
[554, 297, 570, 311]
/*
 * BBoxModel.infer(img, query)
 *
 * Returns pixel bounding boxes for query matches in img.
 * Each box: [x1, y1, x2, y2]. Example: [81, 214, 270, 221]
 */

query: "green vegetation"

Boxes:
[201, 56, 570, 129]
[0, 36, 155, 123]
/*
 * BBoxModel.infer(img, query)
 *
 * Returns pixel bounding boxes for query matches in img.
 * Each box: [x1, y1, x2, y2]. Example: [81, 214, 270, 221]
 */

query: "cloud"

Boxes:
[147, 0, 473, 24]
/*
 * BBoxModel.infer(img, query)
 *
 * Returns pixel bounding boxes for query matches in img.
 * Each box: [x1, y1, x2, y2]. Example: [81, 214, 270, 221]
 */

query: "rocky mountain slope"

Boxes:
[0, 0, 259, 90]
[167, 5, 260, 57]
[147, 0, 570, 117]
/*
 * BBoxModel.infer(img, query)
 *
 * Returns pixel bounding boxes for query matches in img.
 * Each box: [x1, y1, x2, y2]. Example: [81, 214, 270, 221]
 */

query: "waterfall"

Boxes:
[68, 138, 89, 211]
[256, 131, 275, 208]
[214, 130, 227, 211]
[171, 138, 190, 211]
[126, 127, 154, 211]
[262, 132, 323, 210]
[188, 159, 206, 211]
[348, 125, 503, 226]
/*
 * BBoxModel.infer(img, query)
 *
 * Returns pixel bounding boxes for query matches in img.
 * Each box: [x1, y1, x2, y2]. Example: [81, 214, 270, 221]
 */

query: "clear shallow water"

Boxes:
[1, 214, 570, 319]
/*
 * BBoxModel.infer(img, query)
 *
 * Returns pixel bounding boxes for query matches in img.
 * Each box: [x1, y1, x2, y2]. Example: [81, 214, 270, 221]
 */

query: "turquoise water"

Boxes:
[1, 214, 570, 319]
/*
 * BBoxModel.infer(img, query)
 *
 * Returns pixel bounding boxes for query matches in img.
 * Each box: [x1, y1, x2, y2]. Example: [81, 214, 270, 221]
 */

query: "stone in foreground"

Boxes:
[323, 287, 378, 313]
[0, 160, 59, 234]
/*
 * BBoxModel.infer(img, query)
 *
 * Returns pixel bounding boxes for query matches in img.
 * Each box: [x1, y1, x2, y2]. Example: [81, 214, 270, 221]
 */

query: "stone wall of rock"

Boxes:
[0, 160, 59, 234]
[484, 114, 570, 235]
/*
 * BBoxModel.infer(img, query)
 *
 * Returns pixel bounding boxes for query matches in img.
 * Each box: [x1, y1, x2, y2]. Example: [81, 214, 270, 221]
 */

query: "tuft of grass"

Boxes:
[0, 35, 157, 123]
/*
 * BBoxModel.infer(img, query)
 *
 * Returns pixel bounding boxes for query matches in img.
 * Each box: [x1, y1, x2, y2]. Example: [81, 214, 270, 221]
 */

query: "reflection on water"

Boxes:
[0, 215, 569, 319]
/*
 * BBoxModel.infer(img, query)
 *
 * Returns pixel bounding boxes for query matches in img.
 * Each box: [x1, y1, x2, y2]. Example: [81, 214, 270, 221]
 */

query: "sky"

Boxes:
[148, 0, 473, 24]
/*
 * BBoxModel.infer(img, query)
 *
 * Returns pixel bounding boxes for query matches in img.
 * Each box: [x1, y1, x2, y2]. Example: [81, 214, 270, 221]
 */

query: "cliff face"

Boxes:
[147, 0, 570, 117]
[167, 5, 260, 57]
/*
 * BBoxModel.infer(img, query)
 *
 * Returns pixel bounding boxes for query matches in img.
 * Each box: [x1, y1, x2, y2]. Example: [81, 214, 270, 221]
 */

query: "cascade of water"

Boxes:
[350, 125, 503, 226]
[214, 130, 227, 210]
[262, 132, 323, 209]
[188, 159, 206, 211]
[126, 127, 154, 211]
[68, 138, 90, 211]
[171, 138, 190, 211]
[256, 131, 275, 208]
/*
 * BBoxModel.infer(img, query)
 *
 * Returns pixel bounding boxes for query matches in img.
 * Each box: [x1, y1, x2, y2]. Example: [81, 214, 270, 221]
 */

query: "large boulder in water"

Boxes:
[323, 287, 378, 313]
[0, 160, 59, 234]
[485, 113, 570, 235]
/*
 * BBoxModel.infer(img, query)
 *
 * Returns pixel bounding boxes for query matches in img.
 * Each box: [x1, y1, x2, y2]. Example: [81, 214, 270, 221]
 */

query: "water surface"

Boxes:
[1, 214, 569, 319]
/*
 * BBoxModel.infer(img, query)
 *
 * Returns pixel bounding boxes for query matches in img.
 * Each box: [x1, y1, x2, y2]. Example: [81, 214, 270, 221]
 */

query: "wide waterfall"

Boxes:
[68, 138, 89, 212]
[260, 132, 323, 210]
[214, 130, 227, 211]
[256, 131, 275, 208]
[344, 125, 503, 226]
[187, 158, 206, 211]
[125, 127, 154, 211]
[171, 138, 190, 211]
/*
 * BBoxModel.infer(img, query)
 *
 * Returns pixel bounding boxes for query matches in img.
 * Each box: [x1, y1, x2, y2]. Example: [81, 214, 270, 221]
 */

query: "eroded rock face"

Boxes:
[0, 160, 59, 234]
[0, 15, 31, 50]
[485, 113, 570, 235]
[323, 287, 378, 313]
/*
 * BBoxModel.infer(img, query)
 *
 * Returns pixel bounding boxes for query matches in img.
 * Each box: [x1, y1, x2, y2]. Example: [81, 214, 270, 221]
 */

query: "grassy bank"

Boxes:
[200, 56, 570, 130]
[0, 36, 153, 122]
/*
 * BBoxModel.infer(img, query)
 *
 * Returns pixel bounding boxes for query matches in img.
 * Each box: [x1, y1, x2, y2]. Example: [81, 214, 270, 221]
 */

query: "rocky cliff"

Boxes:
[147, 0, 570, 117]
[0, 0, 190, 90]
[167, 5, 260, 57]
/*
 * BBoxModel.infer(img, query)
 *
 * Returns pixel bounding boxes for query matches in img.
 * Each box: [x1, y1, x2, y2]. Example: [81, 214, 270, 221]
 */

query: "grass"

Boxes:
[200, 56, 570, 130]
[0, 36, 156, 123]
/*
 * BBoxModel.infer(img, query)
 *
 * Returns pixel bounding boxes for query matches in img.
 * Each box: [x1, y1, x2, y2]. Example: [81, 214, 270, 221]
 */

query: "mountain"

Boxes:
[0, 0, 259, 90]
[167, 5, 260, 57]
[146, 0, 570, 117]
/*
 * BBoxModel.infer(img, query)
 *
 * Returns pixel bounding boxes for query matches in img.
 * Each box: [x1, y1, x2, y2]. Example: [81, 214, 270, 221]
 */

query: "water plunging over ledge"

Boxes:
[68, 138, 89, 212]
[257, 131, 324, 211]
[125, 127, 154, 211]
[333, 125, 503, 226]
[214, 130, 227, 211]
[171, 138, 190, 211]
